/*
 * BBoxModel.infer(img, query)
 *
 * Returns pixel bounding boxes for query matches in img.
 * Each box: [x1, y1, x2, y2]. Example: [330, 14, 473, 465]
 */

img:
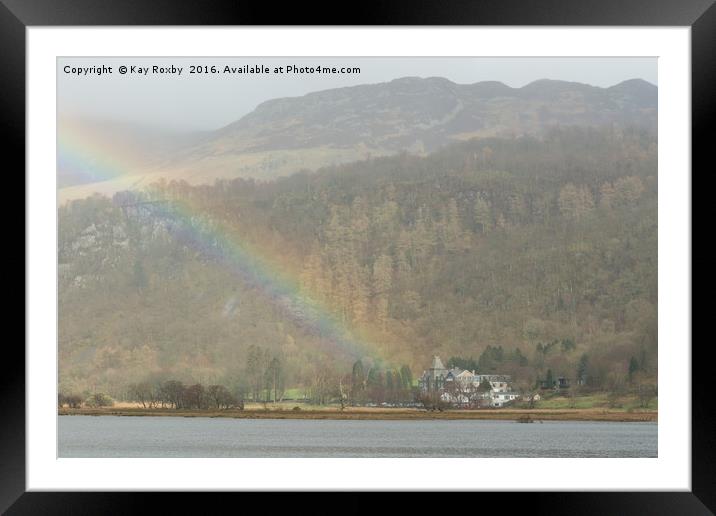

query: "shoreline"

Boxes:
[58, 407, 657, 422]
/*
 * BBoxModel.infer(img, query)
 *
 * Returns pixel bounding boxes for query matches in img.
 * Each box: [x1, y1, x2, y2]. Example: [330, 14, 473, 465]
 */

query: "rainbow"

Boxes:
[58, 117, 149, 186]
[58, 120, 388, 365]
[149, 196, 373, 361]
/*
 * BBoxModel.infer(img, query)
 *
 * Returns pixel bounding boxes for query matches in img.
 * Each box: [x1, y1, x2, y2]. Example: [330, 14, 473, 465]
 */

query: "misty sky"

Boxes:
[58, 57, 657, 132]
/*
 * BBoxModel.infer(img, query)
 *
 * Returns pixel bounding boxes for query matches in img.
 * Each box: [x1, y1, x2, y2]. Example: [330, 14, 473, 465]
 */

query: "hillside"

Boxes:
[58, 126, 658, 398]
[58, 77, 657, 202]
[213, 77, 656, 153]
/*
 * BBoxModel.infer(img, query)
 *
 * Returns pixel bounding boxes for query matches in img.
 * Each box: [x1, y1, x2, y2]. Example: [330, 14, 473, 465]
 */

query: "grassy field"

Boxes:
[78, 391, 658, 418]
[59, 404, 657, 422]
[527, 393, 658, 411]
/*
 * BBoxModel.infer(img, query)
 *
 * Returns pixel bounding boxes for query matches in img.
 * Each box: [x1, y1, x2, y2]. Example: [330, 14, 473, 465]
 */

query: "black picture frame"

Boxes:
[3, 0, 711, 513]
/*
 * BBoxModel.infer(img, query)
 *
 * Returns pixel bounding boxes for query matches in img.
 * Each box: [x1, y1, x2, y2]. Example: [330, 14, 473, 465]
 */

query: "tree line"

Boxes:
[58, 126, 657, 398]
[130, 380, 240, 409]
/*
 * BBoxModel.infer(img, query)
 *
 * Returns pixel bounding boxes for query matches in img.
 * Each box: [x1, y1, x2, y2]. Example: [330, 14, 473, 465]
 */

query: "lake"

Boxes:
[58, 416, 657, 458]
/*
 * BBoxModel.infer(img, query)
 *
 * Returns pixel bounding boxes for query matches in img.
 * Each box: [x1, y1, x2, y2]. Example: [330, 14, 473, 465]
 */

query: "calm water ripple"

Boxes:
[59, 416, 657, 458]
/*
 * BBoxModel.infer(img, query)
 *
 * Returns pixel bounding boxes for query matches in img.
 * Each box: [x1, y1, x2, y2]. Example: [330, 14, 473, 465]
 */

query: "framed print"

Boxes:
[4, 0, 712, 512]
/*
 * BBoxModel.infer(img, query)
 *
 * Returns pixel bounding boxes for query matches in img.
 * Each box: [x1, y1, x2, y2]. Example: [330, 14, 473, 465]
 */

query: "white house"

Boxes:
[419, 356, 519, 408]
[490, 391, 520, 407]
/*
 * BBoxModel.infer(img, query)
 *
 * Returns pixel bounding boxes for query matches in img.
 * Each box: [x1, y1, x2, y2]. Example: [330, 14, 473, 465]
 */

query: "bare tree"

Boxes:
[183, 383, 207, 409]
[160, 380, 185, 409]
[65, 394, 83, 408]
[337, 374, 351, 411]
[128, 382, 155, 408]
[207, 384, 235, 409]
[637, 382, 657, 409]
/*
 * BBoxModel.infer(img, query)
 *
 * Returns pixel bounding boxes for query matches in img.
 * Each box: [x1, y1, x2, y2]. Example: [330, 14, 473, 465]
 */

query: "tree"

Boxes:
[266, 357, 284, 403]
[442, 199, 467, 251]
[568, 388, 578, 408]
[558, 184, 594, 219]
[524, 319, 546, 344]
[527, 394, 537, 409]
[544, 369, 554, 389]
[131, 258, 148, 290]
[607, 374, 627, 408]
[337, 374, 350, 410]
[560, 338, 576, 353]
[371, 254, 393, 325]
[183, 383, 207, 409]
[350, 360, 365, 405]
[599, 181, 617, 209]
[128, 382, 155, 408]
[473, 197, 492, 234]
[160, 380, 185, 409]
[245, 345, 264, 402]
[207, 384, 235, 409]
[385, 370, 395, 403]
[510, 348, 529, 367]
[58, 127, 658, 401]
[399, 364, 413, 401]
[233, 379, 248, 410]
[58, 393, 82, 408]
[576, 353, 589, 386]
[307, 358, 335, 405]
[367, 367, 385, 403]
[628, 357, 639, 382]
[418, 391, 437, 411]
[613, 176, 645, 206]
[478, 346, 504, 373]
[447, 356, 479, 371]
[637, 382, 657, 409]
[63, 394, 83, 408]
[85, 392, 114, 408]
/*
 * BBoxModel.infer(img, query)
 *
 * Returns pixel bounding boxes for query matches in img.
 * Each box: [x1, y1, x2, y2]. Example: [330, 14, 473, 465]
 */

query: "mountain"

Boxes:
[210, 77, 656, 152]
[58, 77, 657, 202]
[58, 127, 657, 397]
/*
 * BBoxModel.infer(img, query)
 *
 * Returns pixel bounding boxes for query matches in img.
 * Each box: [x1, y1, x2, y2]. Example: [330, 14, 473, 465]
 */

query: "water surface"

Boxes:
[59, 415, 657, 458]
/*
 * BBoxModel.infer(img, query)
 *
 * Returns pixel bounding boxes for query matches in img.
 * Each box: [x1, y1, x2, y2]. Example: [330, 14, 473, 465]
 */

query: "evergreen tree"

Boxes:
[628, 356, 640, 382]
[577, 353, 589, 385]
[545, 369, 554, 389]
[351, 360, 365, 404]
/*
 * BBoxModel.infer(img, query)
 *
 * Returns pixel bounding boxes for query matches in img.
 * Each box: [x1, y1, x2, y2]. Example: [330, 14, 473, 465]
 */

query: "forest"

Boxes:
[58, 125, 658, 404]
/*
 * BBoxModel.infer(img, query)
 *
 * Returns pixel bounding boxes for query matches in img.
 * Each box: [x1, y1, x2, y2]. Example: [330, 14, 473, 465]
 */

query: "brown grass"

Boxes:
[58, 406, 657, 422]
